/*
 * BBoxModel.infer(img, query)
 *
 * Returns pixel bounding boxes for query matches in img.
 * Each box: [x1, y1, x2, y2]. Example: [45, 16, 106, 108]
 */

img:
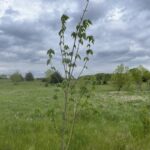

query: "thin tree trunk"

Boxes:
[60, 89, 68, 150]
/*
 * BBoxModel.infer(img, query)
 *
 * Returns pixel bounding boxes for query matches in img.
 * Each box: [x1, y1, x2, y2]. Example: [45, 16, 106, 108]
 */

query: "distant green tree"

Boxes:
[50, 71, 63, 84]
[10, 72, 24, 84]
[45, 69, 63, 84]
[142, 70, 150, 82]
[45, 69, 54, 83]
[147, 80, 150, 90]
[96, 73, 111, 85]
[129, 66, 144, 91]
[112, 64, 131, 91]
[25, 72, 34, 81]
[0, 74, 7, 79]
[138, 65, 150, 82]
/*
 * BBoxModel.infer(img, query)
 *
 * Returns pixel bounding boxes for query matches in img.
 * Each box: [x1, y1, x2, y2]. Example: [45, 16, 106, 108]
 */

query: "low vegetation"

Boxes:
[0, 79, 150, 150]
[0, 65, 150, 149]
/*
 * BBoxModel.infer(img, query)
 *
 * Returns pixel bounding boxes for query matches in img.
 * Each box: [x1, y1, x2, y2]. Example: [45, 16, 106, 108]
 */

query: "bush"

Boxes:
[10, 72, 24, 84]
[25, 72, 34, 81]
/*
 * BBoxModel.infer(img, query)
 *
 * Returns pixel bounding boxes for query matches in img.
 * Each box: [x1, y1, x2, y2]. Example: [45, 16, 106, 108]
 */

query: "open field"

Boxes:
[0, 80, 150, 150]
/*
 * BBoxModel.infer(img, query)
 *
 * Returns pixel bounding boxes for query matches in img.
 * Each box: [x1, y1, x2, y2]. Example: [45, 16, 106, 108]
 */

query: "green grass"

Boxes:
[0, 80, 150, 150]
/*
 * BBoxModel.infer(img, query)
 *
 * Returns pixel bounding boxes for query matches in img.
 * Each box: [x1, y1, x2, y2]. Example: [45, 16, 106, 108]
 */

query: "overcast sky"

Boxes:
[0, 0, 150, 77]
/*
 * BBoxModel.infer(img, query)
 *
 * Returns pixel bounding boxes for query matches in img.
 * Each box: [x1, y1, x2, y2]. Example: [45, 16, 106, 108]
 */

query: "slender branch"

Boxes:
[70, 41, 80, 76]
[78, 60, 88, 79]
[62, 28, 69, 79]
[60, 38, 67, 79]
[60, 88, 68, 150]
[65, 101, 77, 150]
[51, 111, 60, 136]
[65, 90, 86, 150]
[68, 0, 89, 79]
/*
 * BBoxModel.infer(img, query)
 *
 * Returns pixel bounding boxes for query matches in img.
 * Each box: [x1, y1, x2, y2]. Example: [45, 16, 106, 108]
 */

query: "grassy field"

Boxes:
[0, 80, 150, 150]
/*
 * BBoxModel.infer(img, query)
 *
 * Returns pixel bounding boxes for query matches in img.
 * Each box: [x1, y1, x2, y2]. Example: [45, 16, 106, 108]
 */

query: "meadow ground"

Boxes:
[0, 80, 150, 150]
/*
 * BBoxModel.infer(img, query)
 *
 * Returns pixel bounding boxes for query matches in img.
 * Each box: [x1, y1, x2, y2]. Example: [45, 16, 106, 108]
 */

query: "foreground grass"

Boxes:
[0, 80, 150, 150]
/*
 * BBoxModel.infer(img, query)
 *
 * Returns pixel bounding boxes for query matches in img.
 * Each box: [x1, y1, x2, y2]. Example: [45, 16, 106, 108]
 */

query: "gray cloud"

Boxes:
[0, 0, 150, 76]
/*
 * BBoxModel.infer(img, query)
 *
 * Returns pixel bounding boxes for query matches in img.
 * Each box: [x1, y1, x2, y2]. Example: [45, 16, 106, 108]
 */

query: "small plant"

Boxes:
[47, 0, 94, 149]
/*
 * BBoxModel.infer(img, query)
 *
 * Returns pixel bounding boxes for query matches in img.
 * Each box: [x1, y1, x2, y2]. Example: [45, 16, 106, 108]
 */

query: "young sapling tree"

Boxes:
[47, 0, 94, 149]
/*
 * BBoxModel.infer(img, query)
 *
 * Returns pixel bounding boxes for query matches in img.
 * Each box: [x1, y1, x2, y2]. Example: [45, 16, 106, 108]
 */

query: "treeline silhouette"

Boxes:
[1, 64, 150, 91]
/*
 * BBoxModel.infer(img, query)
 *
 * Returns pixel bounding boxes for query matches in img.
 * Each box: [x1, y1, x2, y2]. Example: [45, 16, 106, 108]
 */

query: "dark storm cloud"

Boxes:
[0, 17, 44, 42]
[0, 0, 150, 76]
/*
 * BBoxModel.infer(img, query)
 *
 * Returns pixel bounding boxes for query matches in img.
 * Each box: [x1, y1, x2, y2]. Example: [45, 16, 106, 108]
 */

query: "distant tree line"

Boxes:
[1, 64, 150, 90]
[0, 72, 35, 84]
[0, 70, 64, 85]
[79, 64, 150, 91]
[112, 64, 150, 91]
[10, 72, 34, 84]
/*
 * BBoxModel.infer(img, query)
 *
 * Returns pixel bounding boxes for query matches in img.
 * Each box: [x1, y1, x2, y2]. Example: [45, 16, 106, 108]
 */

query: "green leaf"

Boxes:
[82, 33, 87, 40]
[73, 44, 76, 48]
[87, 44, 91, 48]
[64, 45, 69, 50]
[61, 14, 69, 23]
[69, 63, 76, 68]
[58, 30, 62, 36]
[84, 57, 89, 61]
[86, 49, 93, 55]
[87, 19, 92, 25]
[72, 63, 76, 67]
[62, 58, 71, 64]
[83, 20, 89, 29]
[87, 36, 95, 44]
[47, 59, 51, 65]
[71, 32, 77, 39]
[84, 66, 88, 69]
[76, 25, 80, 30]
[75, 54, 81, 60]
[82, 19, 92, 29]
[47, 49, 55, 55]
[51, 66, 56, 71]
[79, 39, 83, 45]
[68, 52, 73, 56]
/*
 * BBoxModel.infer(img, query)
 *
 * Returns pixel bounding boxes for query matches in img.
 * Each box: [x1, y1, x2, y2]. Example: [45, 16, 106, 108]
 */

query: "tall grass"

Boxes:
[0, 80, 150, 150]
